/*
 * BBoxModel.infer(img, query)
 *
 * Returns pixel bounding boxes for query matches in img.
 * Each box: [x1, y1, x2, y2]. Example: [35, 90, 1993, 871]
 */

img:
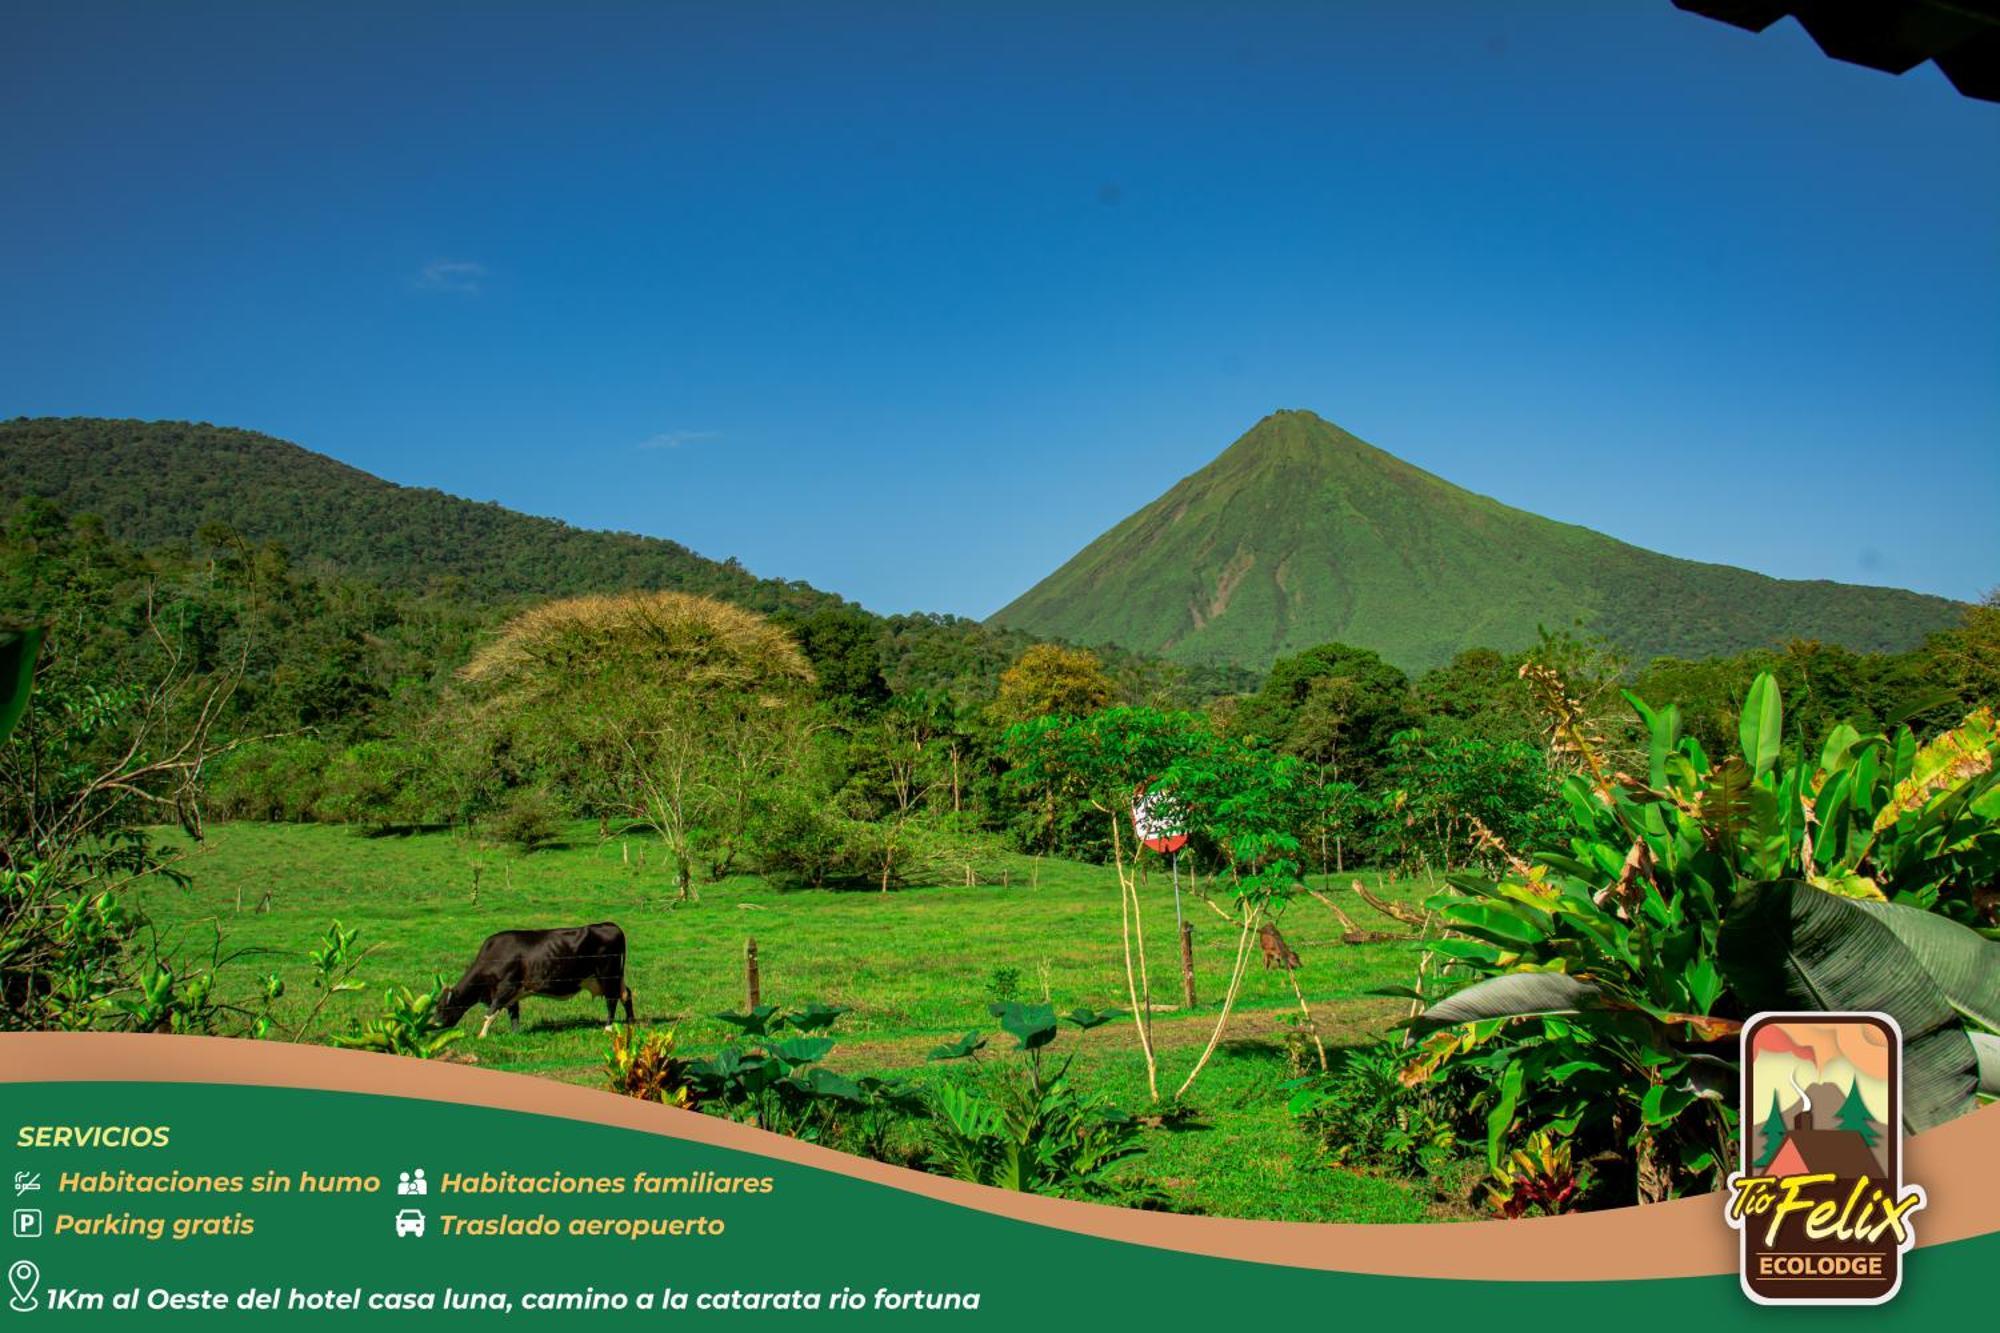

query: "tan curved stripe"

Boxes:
[3, 1033, 1993, 1281]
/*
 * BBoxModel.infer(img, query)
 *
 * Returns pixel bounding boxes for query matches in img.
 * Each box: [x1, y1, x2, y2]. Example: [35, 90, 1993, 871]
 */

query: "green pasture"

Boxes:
[135, 821, 1457, 1223]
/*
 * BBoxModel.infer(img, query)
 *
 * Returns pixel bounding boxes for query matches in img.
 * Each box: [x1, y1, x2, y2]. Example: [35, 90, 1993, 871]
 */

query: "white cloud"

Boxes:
[415, 260, 487, 294]
[637, 429, 720, 451]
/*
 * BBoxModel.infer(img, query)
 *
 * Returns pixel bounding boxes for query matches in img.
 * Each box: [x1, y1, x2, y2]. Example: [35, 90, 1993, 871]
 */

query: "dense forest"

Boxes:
[0, 490, 1259, 866]
[5, 482, 1991, 881]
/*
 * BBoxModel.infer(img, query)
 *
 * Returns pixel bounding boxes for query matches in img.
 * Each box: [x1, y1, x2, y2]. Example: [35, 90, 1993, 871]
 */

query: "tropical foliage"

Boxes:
[924, 1001, 1148, 1200]
[1401, 672, 2000, 1206]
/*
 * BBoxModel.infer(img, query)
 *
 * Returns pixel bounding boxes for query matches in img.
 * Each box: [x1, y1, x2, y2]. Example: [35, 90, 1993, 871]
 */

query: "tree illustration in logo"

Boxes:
[1752, 1097, 1790, 1171]
[1837, 1079, 1881, 1148]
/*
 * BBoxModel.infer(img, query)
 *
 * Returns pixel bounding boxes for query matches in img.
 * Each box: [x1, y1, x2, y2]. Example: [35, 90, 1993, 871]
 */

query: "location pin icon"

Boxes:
[9, 1258, 40, 1312]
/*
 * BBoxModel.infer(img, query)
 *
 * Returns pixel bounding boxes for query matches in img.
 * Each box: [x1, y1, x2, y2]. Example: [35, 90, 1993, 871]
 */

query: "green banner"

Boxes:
[2, 1080, 1993, 1327]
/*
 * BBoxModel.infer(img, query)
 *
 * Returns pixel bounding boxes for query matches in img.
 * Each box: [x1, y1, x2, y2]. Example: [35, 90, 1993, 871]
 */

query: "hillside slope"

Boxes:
[990, 410, 1961, 672]
[0, 418, 845, 615]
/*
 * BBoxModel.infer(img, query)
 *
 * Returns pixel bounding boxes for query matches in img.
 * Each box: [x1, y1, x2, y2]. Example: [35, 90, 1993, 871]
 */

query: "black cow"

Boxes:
[436, 922, 635, 1037]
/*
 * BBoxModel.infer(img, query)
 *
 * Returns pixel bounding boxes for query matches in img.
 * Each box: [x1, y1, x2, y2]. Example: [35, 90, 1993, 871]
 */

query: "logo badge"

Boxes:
[1726, 1012, 1927, 1305]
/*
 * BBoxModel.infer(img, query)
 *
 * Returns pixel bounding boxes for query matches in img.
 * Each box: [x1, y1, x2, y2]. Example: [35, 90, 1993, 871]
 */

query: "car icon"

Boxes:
[394, 1208, 426, 1238]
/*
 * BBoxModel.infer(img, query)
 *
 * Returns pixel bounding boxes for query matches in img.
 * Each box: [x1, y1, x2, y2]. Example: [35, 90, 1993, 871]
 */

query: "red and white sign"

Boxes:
[1132, 782, 1188, 855]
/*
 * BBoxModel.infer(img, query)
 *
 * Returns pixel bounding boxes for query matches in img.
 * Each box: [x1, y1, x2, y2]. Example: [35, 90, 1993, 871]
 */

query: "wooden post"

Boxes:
[1179, 920, 1197, 1009]
[745, 937, 761, 1010]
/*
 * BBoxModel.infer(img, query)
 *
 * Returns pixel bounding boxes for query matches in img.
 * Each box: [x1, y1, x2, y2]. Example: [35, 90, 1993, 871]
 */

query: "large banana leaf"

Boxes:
[1718, 880, 1978, 1133]
[0, 625, 43, 748]
[1852, 899, 2000, 1032]
[1973, 1032, 2000, 1097]
[1739, 672, 1783, 778]
[1407, 971, 1605, 1037]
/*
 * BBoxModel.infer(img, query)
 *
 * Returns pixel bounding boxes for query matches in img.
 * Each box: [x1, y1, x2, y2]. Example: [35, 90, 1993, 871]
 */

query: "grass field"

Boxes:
[134, 821, 1462, 1223]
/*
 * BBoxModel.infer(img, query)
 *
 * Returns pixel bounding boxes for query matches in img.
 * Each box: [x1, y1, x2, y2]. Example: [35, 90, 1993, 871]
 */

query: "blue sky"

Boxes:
[4, 2, 1995, 615]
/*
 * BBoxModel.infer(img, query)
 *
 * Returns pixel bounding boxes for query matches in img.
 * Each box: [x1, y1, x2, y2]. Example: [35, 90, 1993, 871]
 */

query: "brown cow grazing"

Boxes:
[436, 922, 635, 1037]
[1258, 922, 1300, 971]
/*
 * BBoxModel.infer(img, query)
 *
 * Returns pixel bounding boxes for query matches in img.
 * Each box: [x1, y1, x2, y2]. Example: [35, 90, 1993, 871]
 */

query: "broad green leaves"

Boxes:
[1972, 1032, 2000, 1096]
[991, 1001, 1058, 1051]
[0, 626, 43, 749]
[692, 999, 915, 1140]
[1405, 972, 1606, 1038]
[1851, 899, 2000, 1032]
[1407, 669, 2000, 1204]
[928, 1004, 1124, 1059]
[713, 1004, 783, 1037]
[1718, 881, 1980, 1133]
[926, 1032, 987, 1062]
[1738, 672, 1783, 778]
[786, 1002, 851, 1033]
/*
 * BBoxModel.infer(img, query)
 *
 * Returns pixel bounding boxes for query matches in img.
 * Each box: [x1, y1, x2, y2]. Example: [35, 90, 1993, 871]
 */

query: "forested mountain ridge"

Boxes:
[0, 417, 847, 616]
[0, 417, 1255, 748]
[990, 410, 1964, 672]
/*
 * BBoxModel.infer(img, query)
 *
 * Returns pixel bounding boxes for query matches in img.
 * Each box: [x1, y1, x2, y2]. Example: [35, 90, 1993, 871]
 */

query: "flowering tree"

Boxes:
[460, 591, 814, 903]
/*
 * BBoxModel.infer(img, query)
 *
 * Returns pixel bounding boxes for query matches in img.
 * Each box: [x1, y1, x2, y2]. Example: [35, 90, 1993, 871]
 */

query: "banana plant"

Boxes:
[1401, 672, 2000, 1205]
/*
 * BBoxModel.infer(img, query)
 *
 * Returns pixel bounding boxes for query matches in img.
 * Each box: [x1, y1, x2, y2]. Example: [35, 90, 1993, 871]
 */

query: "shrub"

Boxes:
[1370, 729, 1562, 875]
[754, 800, 1009, 892]
[925, 1002, 1153, 1203]
[605, 1027, 698, 1107]
[749, 798, 855, 888]
[317, 740, 432, 827]
[926, 1065, 1147, 1200]
[1486, 1129, 1590, 1218]
[690, 1001, 925, 1158]
[204, 737, 334, 822]
[1283, 1040, 1464, 1180]
[2, 631, 249, 1035]
[984, 966, 1023, 1005]
[331, 977, 464, 1058]
[488, 785, 565, 852]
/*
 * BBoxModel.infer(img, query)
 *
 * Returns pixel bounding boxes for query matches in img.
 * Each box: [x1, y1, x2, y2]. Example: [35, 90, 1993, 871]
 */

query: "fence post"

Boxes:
[745, 936, 761, 1010]
[1179, 921, 1197, 1009]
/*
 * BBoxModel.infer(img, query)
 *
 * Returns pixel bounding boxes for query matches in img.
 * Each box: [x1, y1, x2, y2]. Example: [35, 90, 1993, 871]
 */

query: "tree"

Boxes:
[1917, 590, 2000, 715]
[1233, 642, 1413, 784]
[459, 591, 815, 902]
[994, 644, 1113, 724]
[1414, 647, 1539, 743]
[1002, 708, 1313, 1101]
[1836, 1080, 1880, 1148]
[1752, 1097, 1789, 1171]
[1373, 729, 1561, 874]
[2, 606, 250, 1032]
[788, 606, 890, 715]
